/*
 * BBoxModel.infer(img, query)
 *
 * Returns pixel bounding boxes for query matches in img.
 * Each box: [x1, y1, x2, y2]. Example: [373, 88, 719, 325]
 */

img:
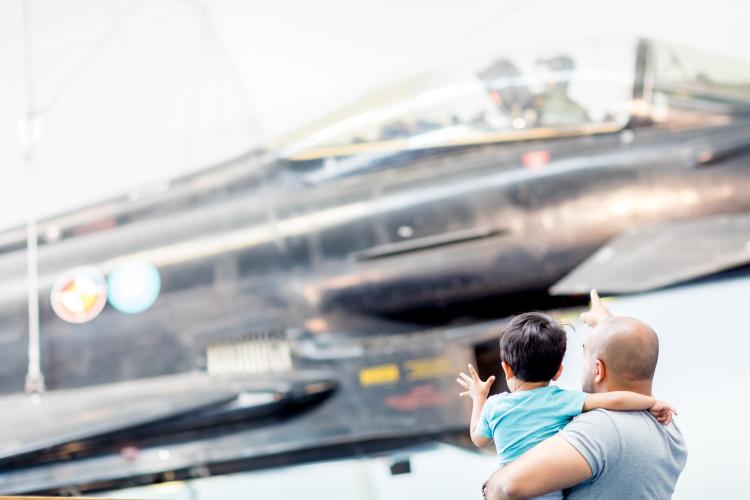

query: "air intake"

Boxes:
[206, 330, 293, 376]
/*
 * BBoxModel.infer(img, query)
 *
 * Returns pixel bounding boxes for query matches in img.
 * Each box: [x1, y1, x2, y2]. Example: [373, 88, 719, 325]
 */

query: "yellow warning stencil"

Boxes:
[404, 356, 457, 380]
[359, 364, 400, 386]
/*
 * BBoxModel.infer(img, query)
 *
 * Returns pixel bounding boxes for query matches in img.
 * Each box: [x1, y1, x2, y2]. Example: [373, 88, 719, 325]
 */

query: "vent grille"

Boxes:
[207, 331, 293, 376]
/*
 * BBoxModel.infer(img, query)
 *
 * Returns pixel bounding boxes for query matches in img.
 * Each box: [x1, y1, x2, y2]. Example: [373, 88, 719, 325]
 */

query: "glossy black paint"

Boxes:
[0, 122, 750, 394]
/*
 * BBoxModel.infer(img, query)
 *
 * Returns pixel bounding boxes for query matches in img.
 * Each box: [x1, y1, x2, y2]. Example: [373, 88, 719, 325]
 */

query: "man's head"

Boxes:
[581, 316, 659, 394]
[499, 312, 567, 383]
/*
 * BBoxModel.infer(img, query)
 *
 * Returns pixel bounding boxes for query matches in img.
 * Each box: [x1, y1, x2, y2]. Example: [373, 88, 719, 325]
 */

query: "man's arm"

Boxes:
[482, 436, 591, 500]
[579, 289, 612, 327]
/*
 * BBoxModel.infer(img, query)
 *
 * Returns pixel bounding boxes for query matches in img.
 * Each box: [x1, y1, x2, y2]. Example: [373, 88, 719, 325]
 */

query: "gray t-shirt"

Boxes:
[560, 409, 687, 499]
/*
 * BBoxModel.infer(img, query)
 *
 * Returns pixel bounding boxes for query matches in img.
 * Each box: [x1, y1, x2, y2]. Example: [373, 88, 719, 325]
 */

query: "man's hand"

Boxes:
[457, 364, 495, 401]
[649, 399, 678, 426]
[580, 289, 613, 327]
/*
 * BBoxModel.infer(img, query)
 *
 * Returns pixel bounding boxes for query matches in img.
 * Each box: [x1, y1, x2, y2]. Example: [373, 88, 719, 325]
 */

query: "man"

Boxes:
[482, 291, 687, 499]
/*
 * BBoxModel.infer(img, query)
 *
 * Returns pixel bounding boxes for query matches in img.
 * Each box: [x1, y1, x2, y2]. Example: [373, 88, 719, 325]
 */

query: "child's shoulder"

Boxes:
[487, 391, 514, 401]
[487, 387, 584, 405]
[537, 385, 587, 403]
[486, 392, 509, 402]
[545, 386, 584, 397]
[483, 392, 516, 412]
[493, 386, 585, 408]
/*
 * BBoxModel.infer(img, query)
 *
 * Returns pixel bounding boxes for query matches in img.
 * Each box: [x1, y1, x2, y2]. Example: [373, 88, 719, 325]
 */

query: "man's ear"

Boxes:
[593, 359, 606, 384]
[501, 361, 515, 381]
[551, 363, 563, 381]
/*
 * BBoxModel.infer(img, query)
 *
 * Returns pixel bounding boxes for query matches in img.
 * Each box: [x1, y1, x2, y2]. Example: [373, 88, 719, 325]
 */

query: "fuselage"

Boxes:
[1, 120, 749, 394]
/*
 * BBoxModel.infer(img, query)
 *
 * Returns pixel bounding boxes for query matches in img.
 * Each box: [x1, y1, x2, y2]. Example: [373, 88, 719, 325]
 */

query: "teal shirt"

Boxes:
[477, 385, 587, 464]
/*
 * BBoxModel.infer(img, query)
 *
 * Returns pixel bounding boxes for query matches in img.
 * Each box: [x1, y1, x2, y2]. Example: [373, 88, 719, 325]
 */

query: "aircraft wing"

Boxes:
[0, 371, 337, 469]
[550, 212, 750, 295]
[0, 321, 497, 496]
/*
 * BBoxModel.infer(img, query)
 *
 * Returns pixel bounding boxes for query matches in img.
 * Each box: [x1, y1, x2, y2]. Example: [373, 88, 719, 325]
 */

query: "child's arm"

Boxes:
[457, 364, 494, 447]
[583, 391, 678, 425]
[469, 395, 493, 448]
[583, 391, 653, 412]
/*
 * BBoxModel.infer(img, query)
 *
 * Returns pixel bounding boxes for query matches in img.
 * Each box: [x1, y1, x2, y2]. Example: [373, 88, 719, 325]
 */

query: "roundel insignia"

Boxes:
[50, 266, 108, 324]
[107, 261, 161, 314]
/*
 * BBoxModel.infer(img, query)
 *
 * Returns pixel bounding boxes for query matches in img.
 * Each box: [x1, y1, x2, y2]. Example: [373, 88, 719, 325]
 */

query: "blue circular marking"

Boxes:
[107, 261, 161, 314]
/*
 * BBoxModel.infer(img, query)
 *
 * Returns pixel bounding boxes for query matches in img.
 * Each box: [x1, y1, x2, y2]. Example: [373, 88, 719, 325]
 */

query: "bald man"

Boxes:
[482, 291, 687, 499]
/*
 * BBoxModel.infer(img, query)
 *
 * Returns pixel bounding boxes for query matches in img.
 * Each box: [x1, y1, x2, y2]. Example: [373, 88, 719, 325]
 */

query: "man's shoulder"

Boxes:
[560, 410, 687, 499]
[601, 409, 687, 450]
[565, 409, 683, 442]
[565, 408, 621, 429]
[562, 409, 687, 491]
[560, 410, 643, 482]
[569, 407, 656, 424]
[561, 409, 623, 450]
[572, 408, 684, 435]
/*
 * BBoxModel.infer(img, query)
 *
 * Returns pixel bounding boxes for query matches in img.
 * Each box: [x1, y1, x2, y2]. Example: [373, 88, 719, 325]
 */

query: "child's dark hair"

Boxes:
[499, 311, 567, 382]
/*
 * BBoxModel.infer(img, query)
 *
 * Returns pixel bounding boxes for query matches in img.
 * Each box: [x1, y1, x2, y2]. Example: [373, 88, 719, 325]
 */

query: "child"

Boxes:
[457, 311, 675, 500]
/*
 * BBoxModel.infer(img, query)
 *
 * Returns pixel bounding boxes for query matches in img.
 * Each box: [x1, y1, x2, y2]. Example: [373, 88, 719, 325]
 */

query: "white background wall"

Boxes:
[0, 0, 748, 229]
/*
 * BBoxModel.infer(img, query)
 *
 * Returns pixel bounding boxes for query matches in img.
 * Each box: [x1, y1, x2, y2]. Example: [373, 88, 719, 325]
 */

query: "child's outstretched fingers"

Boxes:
[468, 364, 480, 381]
[457, 366, 495, 399]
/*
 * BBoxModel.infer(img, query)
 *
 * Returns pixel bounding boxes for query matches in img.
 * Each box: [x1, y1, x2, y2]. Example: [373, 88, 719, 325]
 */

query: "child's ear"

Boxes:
[501, 361, 514, 380]
[551, 363, 563, 381]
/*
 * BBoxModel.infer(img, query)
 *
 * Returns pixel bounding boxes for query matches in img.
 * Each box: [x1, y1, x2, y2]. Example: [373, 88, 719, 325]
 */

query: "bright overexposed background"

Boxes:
[1, 0, 749, 230]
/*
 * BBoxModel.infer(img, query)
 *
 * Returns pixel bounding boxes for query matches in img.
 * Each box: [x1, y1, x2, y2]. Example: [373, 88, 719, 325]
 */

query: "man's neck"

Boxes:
[602, 379, 653, 396]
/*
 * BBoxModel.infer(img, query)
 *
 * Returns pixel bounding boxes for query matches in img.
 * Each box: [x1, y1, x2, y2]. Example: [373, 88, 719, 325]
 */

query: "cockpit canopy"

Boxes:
[280, 38, 750, 162]
[648, 40, 750, 118]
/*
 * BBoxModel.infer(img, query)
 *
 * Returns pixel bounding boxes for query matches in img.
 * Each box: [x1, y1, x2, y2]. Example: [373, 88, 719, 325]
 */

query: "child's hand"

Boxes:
[457, 364, 495, 401]
[649, 399, 678, 426]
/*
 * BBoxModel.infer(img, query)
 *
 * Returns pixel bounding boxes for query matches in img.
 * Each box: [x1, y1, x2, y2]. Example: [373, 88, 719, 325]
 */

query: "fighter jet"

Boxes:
[1, 38, 750, 495]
